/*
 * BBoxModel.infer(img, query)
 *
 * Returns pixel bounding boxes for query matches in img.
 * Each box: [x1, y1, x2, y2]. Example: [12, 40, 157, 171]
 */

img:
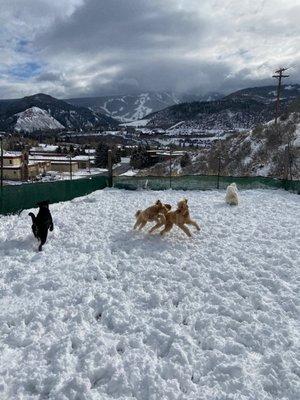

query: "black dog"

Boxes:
[29, 201, 54, 251]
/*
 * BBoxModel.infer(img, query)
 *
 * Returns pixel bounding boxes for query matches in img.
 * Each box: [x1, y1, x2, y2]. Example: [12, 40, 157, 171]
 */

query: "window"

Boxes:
[9, 160, 13, 165]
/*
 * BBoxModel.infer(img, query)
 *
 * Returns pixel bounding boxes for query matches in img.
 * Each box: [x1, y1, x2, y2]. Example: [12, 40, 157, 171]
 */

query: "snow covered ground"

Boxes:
[42, 168, 108, 182]
[0, 189, 299, 400]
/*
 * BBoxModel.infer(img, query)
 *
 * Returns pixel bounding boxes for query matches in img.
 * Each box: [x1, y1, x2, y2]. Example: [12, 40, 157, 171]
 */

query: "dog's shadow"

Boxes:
[0, 235, 36, 252]
[110, 228, 191, 256]
[213, 202, 229, 209]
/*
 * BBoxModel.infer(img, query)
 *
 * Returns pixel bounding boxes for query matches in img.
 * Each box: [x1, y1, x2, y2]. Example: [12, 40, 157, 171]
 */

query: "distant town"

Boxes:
[1, 128, 194, 185]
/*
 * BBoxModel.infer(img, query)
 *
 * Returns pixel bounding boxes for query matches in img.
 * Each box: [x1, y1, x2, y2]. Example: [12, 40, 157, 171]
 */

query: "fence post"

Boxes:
[217, 156, 221, 189]
[0, 135, 3, 189]
[108, 149, 113, 187]
[69, 154, 73, 181]
[169, 147, 172, 189]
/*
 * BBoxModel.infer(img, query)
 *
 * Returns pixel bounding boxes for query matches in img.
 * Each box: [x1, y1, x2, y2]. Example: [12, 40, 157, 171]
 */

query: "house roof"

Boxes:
[3, 151, 22, 158]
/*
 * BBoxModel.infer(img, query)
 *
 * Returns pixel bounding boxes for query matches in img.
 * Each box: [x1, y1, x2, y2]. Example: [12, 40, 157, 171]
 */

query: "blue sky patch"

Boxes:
[10, 62, 42, 80]
[15, 38, 29, 53]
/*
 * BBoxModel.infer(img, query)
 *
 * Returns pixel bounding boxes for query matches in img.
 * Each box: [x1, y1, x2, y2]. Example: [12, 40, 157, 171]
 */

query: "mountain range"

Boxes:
[144, 84, 300, 132]
[0, 93, 119, 133]
[0, 85, 299, 134]
[141, 98, 300, 179]
[66, 91, 221, 122]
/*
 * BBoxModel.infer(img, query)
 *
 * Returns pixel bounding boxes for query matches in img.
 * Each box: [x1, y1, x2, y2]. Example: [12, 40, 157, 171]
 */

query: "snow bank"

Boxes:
[0, 189, 299, 400]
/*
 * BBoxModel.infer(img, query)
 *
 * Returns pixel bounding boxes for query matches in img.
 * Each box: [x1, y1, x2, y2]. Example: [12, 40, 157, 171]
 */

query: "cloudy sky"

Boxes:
[1, 0, 300, 99]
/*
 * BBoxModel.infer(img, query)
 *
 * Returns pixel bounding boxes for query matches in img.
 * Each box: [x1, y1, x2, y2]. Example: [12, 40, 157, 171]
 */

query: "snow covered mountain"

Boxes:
[0, 93, 119, 133]
[143, 98, 300, 180]
[67, 92, 182, 122]
[66, 92, 221, 122]
[14, 107, 64, 133]
[226, 84, 300, 104]
[143, 84, 300, 132]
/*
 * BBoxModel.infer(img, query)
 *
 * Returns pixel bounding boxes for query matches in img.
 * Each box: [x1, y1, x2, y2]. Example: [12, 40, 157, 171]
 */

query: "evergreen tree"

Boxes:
[180, 152, 192, 168]
[114, 147, 122, 164]
[130, 145, 152, 169]
[95, 143, 109, 168]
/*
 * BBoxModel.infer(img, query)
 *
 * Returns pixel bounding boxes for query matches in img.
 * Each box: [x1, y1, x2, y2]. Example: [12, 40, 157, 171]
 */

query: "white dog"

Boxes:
[225, 183, 239, 205]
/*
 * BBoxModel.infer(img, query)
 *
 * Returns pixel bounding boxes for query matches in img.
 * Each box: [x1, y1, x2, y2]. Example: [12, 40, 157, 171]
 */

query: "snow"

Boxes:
[42, 168, 107, 181]
[3, 151, 22, 157]
[131, 93, 152, 121]
[120, 169, 138, 176]
[294, 124, 300, 147]
[121, 119, 149, 127]
[14, 107, 64, 133]
[284, 85, 295, 91]
[256, 163, 273, 176]
[0, 189, 299, 400]
[31, 144, 59, 152]
[28, 155, 95, 162]
[120, 157, 130, 164]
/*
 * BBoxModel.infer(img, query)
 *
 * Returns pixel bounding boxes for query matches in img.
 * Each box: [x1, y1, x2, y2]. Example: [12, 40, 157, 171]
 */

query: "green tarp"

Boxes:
[0, 175, 108, 215]
[1, 174, 298, 215]
[114, 175, 300, 192]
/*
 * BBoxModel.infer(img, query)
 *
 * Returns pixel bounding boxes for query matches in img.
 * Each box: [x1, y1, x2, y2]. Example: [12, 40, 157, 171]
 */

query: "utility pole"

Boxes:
[273, 67, 289, 124]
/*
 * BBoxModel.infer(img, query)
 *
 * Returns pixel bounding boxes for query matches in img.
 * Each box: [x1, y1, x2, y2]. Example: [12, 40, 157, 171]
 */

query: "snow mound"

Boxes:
[0, 189, 299, 399]
[14, 107, 65, 133]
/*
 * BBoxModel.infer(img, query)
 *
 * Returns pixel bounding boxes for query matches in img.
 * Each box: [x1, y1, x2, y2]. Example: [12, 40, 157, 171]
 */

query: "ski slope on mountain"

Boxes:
[0, 189, 299, 400]
[14, 107, 64, 132]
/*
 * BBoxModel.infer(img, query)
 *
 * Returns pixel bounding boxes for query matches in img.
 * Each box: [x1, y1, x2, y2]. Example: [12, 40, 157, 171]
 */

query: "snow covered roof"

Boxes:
[3, 151, 22, 158]
[29, 155, 73, 162]
[2, 165, 22, 169]
[29, 155, 95, 162]
[50, 161, 78, 165]
[30, 144, 59, 152]
[72, 155, 95, 161]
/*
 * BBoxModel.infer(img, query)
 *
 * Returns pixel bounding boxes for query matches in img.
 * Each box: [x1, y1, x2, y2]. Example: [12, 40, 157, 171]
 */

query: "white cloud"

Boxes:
[0, 0, 299, 98]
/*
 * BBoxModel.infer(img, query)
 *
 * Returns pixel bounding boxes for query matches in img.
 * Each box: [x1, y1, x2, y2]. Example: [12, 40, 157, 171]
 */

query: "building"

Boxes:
[29, 153, 95, 172]
[49, 161, 79, 173]
[2, 152, 23, 181]
[2, 152, 50, 181]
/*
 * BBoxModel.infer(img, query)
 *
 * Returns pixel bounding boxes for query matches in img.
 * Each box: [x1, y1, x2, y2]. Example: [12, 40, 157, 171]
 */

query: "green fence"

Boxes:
[0, 175, 108, 215]
[1, 174, 299, 216]
[114, 175, 300, 192]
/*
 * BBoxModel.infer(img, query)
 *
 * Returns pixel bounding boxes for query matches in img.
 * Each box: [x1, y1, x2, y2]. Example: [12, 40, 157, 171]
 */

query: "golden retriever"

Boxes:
[150, 198, 200, 237]
[134, 200, 171, 232]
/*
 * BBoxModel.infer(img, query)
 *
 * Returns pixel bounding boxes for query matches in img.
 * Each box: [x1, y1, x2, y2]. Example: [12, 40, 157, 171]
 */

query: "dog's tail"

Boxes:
[28, 212, 36, 223]
[135, 210, 142, 218]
